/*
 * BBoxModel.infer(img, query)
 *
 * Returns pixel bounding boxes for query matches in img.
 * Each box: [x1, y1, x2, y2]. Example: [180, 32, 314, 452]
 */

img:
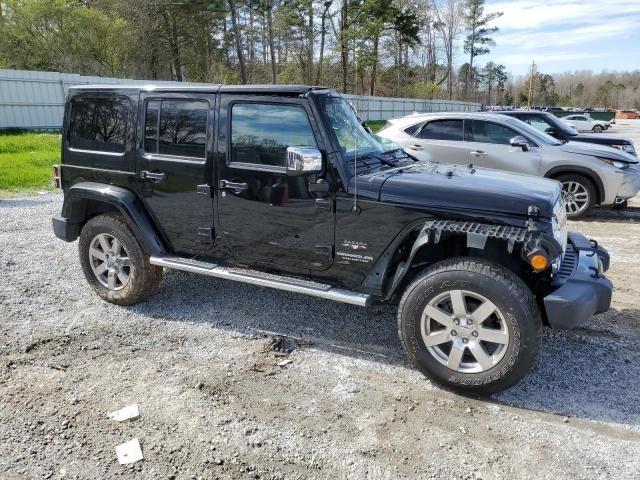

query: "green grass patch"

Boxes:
[0, 133, 61, 192]
[366, 120, 387, 133]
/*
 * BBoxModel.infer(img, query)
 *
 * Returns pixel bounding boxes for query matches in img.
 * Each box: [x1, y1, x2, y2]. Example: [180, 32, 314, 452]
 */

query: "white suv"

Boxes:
[377, 112, 640, 218]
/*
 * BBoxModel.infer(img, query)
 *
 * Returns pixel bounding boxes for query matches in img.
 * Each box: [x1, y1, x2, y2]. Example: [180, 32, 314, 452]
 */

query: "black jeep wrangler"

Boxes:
[52, 85, 613, 395]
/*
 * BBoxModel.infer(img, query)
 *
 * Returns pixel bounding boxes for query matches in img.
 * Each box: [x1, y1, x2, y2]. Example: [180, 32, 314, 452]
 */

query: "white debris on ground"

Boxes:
[108, 404, 140, 422]
[115, 438, 144, 465]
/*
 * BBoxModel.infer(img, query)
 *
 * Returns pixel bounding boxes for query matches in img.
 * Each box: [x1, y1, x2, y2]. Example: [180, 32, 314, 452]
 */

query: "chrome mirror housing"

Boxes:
[510, 135, 531, 152]
[286, 147, 323, 175]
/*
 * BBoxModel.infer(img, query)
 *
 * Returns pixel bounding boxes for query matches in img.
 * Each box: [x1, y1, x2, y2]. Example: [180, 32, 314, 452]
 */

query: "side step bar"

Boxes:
[149, 256, 372, 307]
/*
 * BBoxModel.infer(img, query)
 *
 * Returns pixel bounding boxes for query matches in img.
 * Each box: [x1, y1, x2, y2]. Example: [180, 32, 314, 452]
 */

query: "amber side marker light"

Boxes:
[529, 254, 549, 271]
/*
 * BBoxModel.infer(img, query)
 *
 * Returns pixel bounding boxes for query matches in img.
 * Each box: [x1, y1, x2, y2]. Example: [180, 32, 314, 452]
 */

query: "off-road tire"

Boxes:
[397, 258, 542, 396]
[79, 214, 163, 305]
[556, 173, 597, 219]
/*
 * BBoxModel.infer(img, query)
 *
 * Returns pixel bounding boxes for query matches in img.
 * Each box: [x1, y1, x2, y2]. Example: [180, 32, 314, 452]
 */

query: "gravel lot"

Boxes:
[1, 192, 640, 480]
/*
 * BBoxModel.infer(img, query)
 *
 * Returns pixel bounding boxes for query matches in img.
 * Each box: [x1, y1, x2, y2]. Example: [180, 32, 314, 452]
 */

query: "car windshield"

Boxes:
[503, 117, 564, 146]
[322, 97, 386, 159]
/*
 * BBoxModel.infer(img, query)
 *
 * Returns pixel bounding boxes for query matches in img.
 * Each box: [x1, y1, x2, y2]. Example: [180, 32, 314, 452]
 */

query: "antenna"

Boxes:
[351, 123, 360, 215]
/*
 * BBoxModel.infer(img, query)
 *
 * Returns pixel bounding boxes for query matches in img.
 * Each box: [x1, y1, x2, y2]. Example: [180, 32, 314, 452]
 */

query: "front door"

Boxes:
[216, 96, 335, 271]
[136, 92, 215, 254]
[467, 119, 542, 176]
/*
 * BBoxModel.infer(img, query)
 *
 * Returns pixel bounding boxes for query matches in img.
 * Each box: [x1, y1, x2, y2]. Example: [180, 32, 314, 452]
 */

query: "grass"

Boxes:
[0, 133, 61, 194]
[366, 120, 387, 133]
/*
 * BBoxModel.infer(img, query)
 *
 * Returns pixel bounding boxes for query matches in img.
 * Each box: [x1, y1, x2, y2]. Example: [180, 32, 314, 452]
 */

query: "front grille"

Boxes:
[554, 244, 577, 283]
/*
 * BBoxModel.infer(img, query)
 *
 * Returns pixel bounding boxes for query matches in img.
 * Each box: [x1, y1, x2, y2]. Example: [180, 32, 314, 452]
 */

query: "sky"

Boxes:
[482, 0, 640, 77]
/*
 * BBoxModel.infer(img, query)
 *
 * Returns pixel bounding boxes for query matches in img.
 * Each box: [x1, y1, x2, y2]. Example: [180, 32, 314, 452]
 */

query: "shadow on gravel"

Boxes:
[129, 271, 640, 429]
[585, 206, 640, 222]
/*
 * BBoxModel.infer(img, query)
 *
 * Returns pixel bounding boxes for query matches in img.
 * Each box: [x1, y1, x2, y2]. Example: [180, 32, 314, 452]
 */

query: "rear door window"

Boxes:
[416, 120, 463, 141]
[68, 96, 128, 153]
[144, 99, 208, 159]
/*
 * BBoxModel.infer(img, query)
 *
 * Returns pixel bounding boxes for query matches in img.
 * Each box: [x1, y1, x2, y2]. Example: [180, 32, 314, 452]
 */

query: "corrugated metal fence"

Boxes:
[0, 68, 480, 130]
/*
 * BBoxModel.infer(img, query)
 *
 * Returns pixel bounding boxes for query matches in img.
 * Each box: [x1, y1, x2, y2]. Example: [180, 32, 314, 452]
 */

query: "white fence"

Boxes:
[0, 68, 480, 130]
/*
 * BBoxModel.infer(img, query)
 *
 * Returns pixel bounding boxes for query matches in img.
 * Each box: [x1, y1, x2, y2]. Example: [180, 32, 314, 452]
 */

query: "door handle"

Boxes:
[219, 180, 248, 193]
[408, 144, 424, 151]
[139, 170, 166, 182]
[470, 151, 488, 157]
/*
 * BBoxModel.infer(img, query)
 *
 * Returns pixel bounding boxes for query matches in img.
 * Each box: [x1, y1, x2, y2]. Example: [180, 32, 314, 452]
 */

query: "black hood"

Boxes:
[352, 163, 561, 218]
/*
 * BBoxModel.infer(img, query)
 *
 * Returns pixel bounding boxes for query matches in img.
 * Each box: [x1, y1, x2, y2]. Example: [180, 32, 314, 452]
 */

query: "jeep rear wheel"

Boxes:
[397, 258, 541, 396]
[79, 214, 163, 305]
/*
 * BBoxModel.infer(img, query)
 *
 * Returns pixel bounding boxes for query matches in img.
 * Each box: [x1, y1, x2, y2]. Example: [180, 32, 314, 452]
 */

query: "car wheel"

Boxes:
[79, 214, 163, 305]
[397, 258, 541, 396]
[556, 173, 596, 219]
[593, 125, 604, 133]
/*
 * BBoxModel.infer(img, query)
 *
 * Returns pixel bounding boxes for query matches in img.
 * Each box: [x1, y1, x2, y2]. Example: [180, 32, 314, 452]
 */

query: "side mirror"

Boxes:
[544, 127, 557, 135]
[510, 135, 531, 152]
[286, 147, 323, 176]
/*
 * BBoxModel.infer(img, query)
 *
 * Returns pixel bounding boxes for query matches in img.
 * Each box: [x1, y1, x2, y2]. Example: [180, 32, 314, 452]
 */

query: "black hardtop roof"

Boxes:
[68, 84, 332, 95]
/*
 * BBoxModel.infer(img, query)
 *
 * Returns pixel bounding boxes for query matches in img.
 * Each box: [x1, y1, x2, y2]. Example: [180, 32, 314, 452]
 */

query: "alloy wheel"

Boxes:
[88, 233, 131, 290]
[421, 290, 510, 374]
[561, 181, 590, 216]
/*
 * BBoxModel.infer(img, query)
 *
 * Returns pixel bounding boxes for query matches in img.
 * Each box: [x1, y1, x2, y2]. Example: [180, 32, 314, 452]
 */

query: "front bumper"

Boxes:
[543, 232, 612, 329]
[615, 166, 640, 199]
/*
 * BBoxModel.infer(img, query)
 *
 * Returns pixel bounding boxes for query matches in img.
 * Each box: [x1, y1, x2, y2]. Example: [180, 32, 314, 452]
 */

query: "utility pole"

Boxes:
[527, 61, 536, 109]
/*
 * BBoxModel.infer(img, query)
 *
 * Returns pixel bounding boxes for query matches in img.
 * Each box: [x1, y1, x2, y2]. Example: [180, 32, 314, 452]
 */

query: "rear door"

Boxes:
[136, 92, 215, 254]
[467, 120, 542, 175]
[408, 119, 467, 164]
[215, 95, 335, 271]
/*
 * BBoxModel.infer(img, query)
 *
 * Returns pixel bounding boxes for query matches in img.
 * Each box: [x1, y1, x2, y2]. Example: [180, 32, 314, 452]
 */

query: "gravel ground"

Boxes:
[1, 194, 640, 480]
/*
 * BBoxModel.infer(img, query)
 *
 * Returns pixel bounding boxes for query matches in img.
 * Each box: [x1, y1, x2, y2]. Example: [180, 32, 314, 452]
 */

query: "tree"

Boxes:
[462, 0, 502, 100]
[433, 0, 464, 99]
[481, 61, 507, 105]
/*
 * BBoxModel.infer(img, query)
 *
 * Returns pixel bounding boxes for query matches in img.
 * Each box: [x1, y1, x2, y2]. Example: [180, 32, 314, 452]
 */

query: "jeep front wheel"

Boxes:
[397, 258, 541, 396]
[79, 214, 163, 305]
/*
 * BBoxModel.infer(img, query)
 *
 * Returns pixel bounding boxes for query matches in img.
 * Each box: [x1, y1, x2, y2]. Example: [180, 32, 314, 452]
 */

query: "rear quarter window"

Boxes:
[68, 96, 129, 153]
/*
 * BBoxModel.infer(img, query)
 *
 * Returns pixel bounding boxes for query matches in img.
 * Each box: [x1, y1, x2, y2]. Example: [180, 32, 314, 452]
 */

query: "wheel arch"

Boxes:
[544, 166, 604, 204]
[367, 220, 558, 304]
[60, 182, 167, 256]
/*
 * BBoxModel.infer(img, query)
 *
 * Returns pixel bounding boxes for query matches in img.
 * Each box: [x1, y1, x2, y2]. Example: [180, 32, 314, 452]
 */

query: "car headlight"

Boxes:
[613, 144, 637, 156]
[597, 157, 629, 169]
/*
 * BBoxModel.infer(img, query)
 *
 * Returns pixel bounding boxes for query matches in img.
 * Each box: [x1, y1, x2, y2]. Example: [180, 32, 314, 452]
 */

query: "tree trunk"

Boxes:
[340, 1, 349, 92]
[266, 6, 277, 84]
[306, 0, 314, 84]
[369, 34, 379, 96]
[228, 0, 247, 84]
[162, 11, 183, 81]
[316, 5, 328, 85]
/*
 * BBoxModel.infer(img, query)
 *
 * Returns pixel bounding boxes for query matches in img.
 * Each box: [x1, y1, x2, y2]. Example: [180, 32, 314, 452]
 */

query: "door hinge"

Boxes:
[315, 245, 334, 256]
[196, 184, 211, 196]
[198, 227, 214, 241]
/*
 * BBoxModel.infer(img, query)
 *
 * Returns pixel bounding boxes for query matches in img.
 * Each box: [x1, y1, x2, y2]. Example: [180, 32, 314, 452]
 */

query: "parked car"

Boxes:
[495, 110, 636, 156]
[377, 112, 640, 218]
[562, 114, 609, 133]
[52, 84, 612, 396]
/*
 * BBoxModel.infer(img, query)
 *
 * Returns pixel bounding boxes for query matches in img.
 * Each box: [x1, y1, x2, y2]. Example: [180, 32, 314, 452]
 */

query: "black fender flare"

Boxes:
[544, 166, 604, 204]
[59, 182, 166, 256]
[380, 219, 561, 301]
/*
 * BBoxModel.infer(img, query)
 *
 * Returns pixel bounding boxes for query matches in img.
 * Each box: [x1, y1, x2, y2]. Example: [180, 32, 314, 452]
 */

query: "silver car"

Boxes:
[377, 112, 640, 218]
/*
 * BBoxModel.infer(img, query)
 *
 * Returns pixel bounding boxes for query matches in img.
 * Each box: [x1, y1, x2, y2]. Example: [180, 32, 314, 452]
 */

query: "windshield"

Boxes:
[504, 117, 564, 146]
[322, 97, 386, 159]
